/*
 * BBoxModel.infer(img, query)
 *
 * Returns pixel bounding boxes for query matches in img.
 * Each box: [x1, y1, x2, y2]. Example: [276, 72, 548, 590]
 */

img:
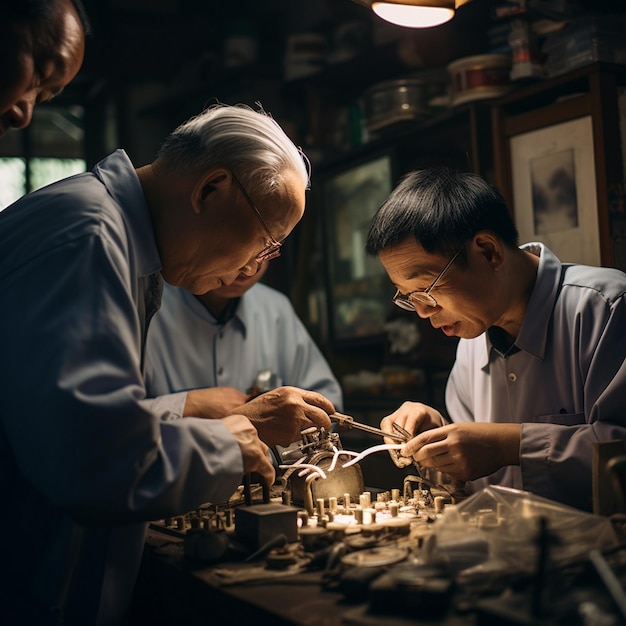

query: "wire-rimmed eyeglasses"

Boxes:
[231, 172, 282, 263]
[392, 246, 464, 310]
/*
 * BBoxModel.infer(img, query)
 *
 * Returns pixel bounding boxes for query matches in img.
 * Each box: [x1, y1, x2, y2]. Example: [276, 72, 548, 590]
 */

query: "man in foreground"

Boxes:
[366, 167, 626, 512]
[0, 103, 334, 625]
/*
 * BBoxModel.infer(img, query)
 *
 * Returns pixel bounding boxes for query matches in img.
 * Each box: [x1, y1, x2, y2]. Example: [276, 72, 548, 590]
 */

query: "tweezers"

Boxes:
[330, 411, 407, 442]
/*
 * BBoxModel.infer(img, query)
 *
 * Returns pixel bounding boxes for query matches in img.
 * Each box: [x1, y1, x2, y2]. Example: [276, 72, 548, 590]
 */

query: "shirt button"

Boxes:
[508, 372, 517, 382]
[218, 367, 223, 376]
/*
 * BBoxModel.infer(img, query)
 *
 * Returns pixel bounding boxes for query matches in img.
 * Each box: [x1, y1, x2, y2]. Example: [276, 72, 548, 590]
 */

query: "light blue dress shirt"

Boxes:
[446, 243, 626, 511]
[145, 282, 343, 410]
[0, 150, 243, 625]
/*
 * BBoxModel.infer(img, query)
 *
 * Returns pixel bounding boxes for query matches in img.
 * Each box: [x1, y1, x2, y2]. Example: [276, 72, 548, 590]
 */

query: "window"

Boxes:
[0, 105, 86, 211]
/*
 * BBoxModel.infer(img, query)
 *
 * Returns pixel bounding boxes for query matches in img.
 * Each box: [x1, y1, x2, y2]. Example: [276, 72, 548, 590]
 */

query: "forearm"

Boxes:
[184, 387, 250, 419]
[496, 423, 522, 467]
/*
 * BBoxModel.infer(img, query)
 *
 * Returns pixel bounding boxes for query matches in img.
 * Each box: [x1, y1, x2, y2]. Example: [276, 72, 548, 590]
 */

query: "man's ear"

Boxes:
[191, 168, 230, 214]
[473, 232, 505, 270]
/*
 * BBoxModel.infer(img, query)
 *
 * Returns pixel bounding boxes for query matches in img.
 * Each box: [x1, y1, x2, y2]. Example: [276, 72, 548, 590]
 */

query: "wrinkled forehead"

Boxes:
[378, 237, 443, 282]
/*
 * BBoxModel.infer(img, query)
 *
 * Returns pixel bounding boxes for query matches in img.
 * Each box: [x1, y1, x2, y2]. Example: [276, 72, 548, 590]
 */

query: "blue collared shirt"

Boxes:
[0, 150, 243, 625]
[145, 282, 343, 410]
[446, 243, 626, 511]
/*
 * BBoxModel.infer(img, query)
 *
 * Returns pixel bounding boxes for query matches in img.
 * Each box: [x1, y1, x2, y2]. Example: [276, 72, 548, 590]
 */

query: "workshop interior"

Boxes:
[4, 0, 626, 625]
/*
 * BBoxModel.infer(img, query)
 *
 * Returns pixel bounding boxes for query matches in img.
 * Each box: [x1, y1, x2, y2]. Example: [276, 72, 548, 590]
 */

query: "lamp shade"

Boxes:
[353, 0, 472, 28]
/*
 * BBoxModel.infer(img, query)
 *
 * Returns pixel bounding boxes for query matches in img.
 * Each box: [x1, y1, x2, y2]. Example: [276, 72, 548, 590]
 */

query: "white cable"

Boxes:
[342, 443, 405, 468]
[277, 455, 308, 482]
[328, 448, 359, 472]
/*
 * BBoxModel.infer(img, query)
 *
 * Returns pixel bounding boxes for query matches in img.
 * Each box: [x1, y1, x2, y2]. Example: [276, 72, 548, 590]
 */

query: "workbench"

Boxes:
[127, 486, 626, 626]
[129, 526, 474, 626]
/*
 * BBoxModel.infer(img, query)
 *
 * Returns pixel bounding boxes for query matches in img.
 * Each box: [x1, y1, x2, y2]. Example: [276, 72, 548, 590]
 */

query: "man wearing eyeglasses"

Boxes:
[0, 103, 334, 625]
[145, 260, 343, 421]
[367, 167, 626, 513]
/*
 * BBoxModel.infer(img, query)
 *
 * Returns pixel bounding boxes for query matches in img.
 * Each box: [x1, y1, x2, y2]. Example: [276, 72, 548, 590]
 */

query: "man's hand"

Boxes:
[221, 414, 275, 487]
[232, 386, 334, 447]
[184, 387, 250, 420]
[400, 422, 522, 481]
[380, 402, 445, 468]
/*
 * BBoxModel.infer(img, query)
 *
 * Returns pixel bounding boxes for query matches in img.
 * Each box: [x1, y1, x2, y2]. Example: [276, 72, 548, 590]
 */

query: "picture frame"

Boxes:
[509, 114, 601, 265]
[491, 69, 626, 270]
[321, 151, 396, 346]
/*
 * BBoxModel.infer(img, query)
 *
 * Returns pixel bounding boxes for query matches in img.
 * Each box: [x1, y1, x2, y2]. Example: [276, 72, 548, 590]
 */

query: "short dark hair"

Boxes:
[366, 167, 519, 260]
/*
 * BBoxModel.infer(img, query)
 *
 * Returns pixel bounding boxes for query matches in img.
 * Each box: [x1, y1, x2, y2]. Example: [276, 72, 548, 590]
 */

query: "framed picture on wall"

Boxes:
[321, 151, 396, 346]
[492, 70, 626, 270]
[509, 114, 601, 265]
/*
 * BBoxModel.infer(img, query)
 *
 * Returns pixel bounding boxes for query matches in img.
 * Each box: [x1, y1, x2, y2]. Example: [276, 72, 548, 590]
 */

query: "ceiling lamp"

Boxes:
[353, 0, 472, 29]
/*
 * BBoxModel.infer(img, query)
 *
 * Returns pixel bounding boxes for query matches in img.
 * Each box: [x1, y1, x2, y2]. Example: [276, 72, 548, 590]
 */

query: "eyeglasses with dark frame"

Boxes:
[392, 246, 464, 310]
[231, 172, 282, 263]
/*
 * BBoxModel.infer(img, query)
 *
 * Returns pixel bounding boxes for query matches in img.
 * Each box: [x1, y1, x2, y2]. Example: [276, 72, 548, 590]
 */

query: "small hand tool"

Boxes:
[330, 411, 407, 442]
[392, 422, 423, 478]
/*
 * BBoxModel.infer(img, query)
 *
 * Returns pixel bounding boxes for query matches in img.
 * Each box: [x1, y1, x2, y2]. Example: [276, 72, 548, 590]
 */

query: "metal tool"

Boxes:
[247, 369, 283, 397]
[391, 421, 425, 480]
[391, 422, 413, 442]
[330, 411, 408, 442]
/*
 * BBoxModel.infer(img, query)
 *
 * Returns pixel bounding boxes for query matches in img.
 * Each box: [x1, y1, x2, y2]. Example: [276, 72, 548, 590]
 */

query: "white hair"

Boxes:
[156, 103, 310, 196]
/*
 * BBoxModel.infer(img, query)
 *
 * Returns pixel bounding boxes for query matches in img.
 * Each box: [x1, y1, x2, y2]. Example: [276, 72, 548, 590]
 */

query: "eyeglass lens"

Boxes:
[392, 246, 463, 310]
[232, 172, 282, 263]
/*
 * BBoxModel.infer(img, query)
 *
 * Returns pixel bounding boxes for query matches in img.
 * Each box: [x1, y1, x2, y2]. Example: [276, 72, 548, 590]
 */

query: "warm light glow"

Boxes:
[372, 2, 454, 28]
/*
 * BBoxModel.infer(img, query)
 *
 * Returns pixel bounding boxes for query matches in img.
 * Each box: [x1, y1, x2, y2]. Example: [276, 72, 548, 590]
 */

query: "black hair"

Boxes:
[365, 167, 519, 261]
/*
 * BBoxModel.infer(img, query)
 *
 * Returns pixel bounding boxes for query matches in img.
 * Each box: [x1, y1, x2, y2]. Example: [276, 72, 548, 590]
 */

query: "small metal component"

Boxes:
[247, 368, 283, 397]
[392, 422, 412, 441]
[243, 473, 270, 506]
[243, 474, 252, 506]
[265, 546, 298, 570]
[317, 497, 325, 518]
[434, 495, 445, 514]
[282, 427, 365, 516]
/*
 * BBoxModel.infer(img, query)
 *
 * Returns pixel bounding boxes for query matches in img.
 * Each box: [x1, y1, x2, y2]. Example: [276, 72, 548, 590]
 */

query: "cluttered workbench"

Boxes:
[129, 420, 626, 626]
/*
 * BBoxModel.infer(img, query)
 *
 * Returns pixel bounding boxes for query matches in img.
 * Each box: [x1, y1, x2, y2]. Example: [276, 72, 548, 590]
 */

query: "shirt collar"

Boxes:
[231, 291, 255, 338]
[92, 149, 161, 278]
[184, 288, 249, 339]
[515, 243, 562, 359]
[479, 243, 562, 368]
